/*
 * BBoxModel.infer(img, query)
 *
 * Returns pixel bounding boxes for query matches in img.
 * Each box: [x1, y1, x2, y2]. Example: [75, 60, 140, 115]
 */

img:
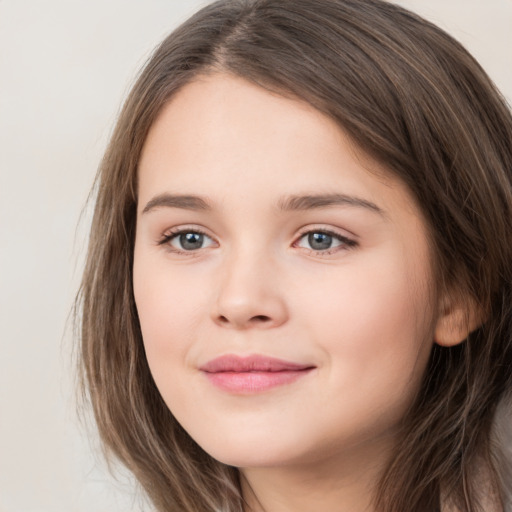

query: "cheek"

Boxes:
[295, 246, 435, 388]
[133, 258, 214, 421]
[303, 251, 430, 327]
[297, 265, 434, 445]
[133, 253, 208, 369]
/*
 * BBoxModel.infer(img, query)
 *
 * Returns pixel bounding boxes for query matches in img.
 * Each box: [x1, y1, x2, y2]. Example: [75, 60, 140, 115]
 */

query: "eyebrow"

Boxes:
[142, 194, 212, 213]
[141, 192, 385, 216]
[277, 193, 384, 215]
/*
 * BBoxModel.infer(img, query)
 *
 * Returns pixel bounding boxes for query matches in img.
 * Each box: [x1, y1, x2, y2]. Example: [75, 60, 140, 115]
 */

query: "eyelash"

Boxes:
[294, 228, 358, 255]
[158, 227, 213, 255]
[157, 227, 358, 256]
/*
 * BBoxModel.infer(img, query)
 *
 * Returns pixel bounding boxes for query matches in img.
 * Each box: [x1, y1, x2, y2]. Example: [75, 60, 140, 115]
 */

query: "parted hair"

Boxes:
[77, 0, 512, 510]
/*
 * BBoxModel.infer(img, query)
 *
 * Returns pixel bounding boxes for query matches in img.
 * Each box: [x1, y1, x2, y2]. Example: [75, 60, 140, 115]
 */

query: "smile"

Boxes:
[199, 354, 315, 394]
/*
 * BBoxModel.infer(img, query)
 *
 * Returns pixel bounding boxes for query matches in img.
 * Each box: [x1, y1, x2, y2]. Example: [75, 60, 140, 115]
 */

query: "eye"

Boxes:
[159, 229, 216, 252]
[295, 230, 357, 254]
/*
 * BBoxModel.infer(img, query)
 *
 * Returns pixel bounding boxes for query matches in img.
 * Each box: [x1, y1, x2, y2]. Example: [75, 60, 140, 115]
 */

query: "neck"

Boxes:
[240, 436, 393, 512]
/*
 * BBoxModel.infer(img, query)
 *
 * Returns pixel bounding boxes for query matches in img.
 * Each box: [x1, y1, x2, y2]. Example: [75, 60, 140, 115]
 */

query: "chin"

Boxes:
[191, 429, 303, 468]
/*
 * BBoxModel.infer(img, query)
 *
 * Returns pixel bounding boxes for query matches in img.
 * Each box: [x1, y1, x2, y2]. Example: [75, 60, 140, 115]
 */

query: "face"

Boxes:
[133, 73, 437, 470]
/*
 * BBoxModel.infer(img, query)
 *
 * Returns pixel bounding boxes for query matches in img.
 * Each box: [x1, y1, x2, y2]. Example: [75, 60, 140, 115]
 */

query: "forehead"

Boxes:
[138, 72, 419, 221]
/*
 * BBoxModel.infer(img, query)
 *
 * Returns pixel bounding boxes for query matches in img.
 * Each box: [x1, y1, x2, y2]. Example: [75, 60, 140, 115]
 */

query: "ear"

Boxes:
[434, 292, 484, 347]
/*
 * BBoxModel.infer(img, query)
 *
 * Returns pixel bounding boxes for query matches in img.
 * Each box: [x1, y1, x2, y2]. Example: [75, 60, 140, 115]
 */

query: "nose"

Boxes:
[211, 250, 289, 330]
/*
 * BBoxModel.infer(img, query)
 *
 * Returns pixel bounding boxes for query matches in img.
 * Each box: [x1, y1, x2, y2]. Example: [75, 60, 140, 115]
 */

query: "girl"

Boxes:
[77, 0, 512, 510]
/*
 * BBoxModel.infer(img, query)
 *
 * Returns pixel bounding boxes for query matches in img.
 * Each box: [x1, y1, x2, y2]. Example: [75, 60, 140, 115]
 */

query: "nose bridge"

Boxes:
[212, 239, 288, 329]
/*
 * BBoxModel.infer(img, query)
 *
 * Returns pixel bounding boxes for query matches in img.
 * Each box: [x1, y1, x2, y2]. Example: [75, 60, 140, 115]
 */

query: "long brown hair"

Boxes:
[77, 0, 512, 510]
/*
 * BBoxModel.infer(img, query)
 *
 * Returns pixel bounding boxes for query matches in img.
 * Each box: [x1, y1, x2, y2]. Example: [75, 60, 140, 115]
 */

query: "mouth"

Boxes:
[199, 354, 315, 394]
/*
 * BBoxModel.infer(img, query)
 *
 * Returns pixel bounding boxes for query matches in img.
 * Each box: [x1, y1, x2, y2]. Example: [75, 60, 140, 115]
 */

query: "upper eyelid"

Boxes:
[294, 229, 357, 247]
[296, 224, 357, 241]
[159, 225, 354, 239]
[161, 225, 215, 239]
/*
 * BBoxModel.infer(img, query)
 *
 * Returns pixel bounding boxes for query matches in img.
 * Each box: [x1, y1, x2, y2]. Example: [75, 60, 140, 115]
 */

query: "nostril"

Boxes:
[251, 315, 271, 323]
[214, 312, 276, 327]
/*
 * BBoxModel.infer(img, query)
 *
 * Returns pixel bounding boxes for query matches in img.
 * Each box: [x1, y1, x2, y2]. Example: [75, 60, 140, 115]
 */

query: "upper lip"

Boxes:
[200, 354, 315, 373]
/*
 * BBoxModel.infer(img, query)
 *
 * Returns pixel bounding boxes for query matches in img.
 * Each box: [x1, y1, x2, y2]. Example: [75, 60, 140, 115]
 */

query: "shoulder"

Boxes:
[493, 394, 512, 512]
[441, 397, 512, 512]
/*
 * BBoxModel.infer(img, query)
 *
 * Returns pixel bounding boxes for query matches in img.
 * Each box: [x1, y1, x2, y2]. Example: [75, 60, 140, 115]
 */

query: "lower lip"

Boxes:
[203, 369, 313, 394]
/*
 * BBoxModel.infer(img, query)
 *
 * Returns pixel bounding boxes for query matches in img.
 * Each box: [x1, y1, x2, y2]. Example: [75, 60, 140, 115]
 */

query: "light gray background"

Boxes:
[0, 1, 511, 511]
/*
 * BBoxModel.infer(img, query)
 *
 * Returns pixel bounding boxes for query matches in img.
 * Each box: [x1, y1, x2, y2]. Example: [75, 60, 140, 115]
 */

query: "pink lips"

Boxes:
[200, 355, 315, 394]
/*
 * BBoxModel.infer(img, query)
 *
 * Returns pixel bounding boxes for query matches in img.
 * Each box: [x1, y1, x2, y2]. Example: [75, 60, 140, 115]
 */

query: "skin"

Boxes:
[133, 73, 442, 511]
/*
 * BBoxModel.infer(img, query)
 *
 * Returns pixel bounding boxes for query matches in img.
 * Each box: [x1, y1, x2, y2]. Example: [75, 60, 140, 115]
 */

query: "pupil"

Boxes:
[308, 232, 332, 250]
[180, 233, 203, 250]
